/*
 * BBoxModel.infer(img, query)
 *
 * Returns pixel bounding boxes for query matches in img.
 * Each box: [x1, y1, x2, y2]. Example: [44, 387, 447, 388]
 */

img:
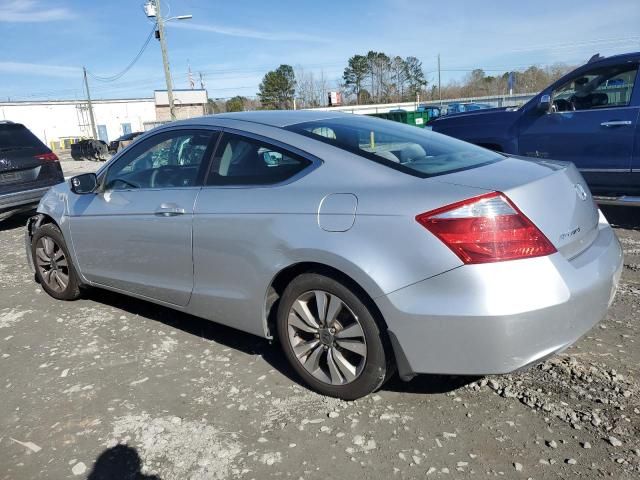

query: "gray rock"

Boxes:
[607, 436, 623, 447]
[546, 440, 558, 449]
[514, 462, 523, 471]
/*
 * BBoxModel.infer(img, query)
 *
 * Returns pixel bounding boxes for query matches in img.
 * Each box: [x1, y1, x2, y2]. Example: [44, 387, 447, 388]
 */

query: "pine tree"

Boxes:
[258, 65, 296, 110]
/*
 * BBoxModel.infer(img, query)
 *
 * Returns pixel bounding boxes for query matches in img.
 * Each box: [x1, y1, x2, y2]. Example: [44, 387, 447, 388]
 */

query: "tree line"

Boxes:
[342, 52, 427, 105]
[437, 64, 574, 100]
[207, 55, 575, 112]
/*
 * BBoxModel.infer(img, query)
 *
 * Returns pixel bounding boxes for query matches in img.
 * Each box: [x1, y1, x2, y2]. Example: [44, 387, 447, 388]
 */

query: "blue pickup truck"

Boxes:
[431, 52, 640, 205]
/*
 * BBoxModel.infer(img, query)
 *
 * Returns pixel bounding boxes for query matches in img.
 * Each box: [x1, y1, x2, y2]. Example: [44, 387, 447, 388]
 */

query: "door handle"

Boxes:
[154, 204, 186, 217]
[600, 120, 632, 127]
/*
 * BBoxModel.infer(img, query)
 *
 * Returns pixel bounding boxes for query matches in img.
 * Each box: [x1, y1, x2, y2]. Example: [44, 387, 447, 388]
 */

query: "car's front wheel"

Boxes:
[277, 273, 390, 400]
[31, 223, 81, 301]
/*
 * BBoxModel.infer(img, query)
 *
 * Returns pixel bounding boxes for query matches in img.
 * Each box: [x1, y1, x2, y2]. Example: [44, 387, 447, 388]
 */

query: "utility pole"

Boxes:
[437, 54, 442, 105]
[82, 66, 97, 139]
[155, 0, 176, 120]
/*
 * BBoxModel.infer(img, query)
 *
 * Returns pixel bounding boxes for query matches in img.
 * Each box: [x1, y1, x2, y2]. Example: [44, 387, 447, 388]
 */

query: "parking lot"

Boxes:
[0, 160, 638, 479]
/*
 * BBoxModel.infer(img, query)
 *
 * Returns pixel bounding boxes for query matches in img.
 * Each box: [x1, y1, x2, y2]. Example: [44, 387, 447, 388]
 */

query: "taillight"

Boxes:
[416, 192, 556, 264]
[34, 152, 59, 162]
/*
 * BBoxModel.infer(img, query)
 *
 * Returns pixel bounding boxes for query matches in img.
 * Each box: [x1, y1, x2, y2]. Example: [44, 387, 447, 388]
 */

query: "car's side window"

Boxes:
[105, 130, 215, 190]
[206, 133, 311, 185]
[551, 64, 638, 112]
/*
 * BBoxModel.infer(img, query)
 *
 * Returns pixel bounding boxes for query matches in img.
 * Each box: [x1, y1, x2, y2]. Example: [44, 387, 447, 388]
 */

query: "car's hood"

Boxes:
[433, 106, 518, 123]
[448, 106, 516, 116]
[431, 106, 521, 133]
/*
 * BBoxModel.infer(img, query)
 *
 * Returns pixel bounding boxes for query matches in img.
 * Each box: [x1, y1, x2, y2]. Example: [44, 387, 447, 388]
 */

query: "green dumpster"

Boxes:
[368, 110, 431, 128]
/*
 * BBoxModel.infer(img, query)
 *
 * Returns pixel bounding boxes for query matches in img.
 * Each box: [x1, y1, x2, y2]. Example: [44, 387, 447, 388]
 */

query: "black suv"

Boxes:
[0, 121, 65, 219]
[108, 131, 144, 153]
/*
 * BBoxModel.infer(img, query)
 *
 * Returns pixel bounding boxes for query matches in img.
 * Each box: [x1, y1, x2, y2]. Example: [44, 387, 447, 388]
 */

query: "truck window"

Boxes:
[551, 64, 638, 112]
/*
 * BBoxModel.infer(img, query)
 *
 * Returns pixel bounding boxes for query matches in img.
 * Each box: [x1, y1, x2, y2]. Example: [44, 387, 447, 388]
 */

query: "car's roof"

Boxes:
[0, 121, 26, 129]
[589, 51, 640, 65]
[181, 110, 347, 128]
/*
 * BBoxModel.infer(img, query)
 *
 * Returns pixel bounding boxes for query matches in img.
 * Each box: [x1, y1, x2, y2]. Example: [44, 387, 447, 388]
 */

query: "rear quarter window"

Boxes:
[285, 116, 502, 178]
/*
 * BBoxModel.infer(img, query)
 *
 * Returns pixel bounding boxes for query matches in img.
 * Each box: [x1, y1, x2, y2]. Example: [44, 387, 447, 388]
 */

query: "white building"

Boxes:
[0, 98, 155, 149]
[0, 89, 209, 150]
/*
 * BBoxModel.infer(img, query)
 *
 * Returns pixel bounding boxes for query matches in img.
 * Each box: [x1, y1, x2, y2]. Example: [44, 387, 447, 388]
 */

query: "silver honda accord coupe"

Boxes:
[26, 111, 623, 399]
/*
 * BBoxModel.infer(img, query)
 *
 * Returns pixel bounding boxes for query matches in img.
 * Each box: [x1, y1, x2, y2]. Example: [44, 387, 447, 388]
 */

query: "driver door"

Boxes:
[68, 128, 217, 306]
[518, 62, 639, 193]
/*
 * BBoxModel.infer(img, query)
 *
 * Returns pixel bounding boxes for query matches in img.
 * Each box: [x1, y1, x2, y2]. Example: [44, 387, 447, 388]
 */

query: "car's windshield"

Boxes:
[286, 115, 503, 178]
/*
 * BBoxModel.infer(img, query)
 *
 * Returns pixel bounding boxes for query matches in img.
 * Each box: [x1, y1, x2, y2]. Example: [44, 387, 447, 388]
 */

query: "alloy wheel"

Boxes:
[286, 290, 367, 385]
[34, 236, 69, 293]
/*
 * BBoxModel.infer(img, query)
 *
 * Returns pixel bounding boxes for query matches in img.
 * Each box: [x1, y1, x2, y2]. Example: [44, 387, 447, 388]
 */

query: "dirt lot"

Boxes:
[1, 165, 638, 479]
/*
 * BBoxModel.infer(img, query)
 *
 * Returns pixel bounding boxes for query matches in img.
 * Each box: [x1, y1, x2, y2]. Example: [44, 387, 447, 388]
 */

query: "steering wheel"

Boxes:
[568, 95, 580, 111]
[150, 166, 183, 188]
[150, 169, 160, 188]
[552, 98, 573, 112]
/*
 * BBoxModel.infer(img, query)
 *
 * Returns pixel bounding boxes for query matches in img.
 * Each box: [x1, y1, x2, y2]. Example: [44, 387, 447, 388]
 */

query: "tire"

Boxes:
[31, 223, 82, 301]
[277, 273, 390, 400]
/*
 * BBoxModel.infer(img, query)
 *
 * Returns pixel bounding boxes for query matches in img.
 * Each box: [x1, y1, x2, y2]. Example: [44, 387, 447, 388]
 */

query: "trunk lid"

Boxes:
[435, 156, 600, 259]
[0, 149, 43, 187]
[0, 123, 60, 192]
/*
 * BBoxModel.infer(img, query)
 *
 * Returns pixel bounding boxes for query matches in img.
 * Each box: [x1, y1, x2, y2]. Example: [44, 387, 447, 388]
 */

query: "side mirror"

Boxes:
[538, 94, 551, 113]
[70, 173, 98, 194]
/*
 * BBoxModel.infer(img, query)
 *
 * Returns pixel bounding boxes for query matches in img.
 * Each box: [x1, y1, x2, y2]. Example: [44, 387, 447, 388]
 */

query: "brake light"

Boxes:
[416, 192, 556, 264]
[34, 152, 59, 162]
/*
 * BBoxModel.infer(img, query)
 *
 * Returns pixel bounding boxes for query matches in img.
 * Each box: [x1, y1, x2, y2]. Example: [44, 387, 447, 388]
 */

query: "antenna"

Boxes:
[188, 61, 195, 89]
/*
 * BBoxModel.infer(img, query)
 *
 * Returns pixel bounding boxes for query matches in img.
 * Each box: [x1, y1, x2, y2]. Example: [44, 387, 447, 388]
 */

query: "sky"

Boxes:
[1, 0, 639, 101]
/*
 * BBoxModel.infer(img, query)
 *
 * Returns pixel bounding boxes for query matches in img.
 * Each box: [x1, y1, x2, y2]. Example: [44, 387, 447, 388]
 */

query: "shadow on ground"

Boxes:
[88, 445, 160, 480]
[85, 289, 298, 383]
[85, 289, 472, 396]
[601, 205, 640, 231]
[0, 210, 34, 232]
[384, 374, 480, 394]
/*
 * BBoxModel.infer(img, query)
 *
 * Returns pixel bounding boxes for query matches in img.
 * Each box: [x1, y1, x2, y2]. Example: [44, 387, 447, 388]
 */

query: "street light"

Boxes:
[145, 0, 192, 120]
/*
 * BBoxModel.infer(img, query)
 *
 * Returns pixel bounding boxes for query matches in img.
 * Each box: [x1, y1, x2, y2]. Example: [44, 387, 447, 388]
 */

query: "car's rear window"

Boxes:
[285, 115, 502, 178]
[0, 124, 47, 151]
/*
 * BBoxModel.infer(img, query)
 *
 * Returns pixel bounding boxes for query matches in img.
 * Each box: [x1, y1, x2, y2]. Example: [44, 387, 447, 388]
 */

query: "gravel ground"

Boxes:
[0, 174, 638, 479]
[56, 157, 105, 177]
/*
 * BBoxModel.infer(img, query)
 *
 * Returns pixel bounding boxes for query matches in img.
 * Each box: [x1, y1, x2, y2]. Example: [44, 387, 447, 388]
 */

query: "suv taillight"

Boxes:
[416, 192, 556, 264]
[34, 152, 59, 161]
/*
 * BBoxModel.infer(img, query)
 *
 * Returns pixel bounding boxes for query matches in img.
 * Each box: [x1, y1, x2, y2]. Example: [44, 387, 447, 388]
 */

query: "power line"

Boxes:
[87, 24, 156, 82]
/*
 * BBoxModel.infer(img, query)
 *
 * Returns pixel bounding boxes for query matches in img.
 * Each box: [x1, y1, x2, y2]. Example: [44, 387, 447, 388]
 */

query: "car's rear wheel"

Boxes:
[31, 223, 81, 301]
[277, 273, 390, 400]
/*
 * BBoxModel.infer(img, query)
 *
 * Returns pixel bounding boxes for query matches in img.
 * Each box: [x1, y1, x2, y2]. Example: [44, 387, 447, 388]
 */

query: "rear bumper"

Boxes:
[0, 186, 52, 214]
[594, 195, 640, 207]
[377, 213, 623, 377]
